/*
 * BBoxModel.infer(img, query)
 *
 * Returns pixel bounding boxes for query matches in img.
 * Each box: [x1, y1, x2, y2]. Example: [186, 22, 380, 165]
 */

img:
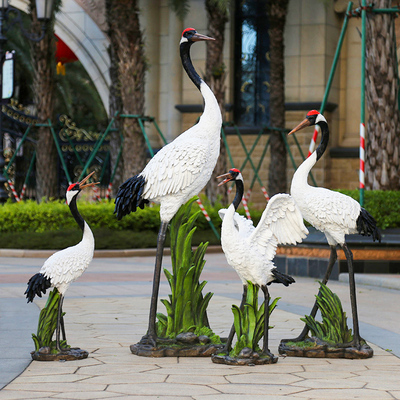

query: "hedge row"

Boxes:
[0, 190, 398, 234]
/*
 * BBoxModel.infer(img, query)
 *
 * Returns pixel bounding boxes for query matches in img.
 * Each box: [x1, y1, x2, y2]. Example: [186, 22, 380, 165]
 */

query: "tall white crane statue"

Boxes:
[286, 110, 381, 349]
[114, 28, 222, 347]
[217, 168, 308, 357]
[25, 171, 99, 353]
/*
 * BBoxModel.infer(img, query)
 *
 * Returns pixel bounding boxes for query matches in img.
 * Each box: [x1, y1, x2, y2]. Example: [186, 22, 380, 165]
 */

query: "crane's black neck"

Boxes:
[233, 179, 244, 211]
[69, 195, 85, 232]
[180, 41, 202, 91]
[316, 121, 329, 161]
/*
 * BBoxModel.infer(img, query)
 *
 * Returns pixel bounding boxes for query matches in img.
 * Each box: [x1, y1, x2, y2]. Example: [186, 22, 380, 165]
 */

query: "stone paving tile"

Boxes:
[165, 374, 229, 385]
[3, 382, 107, 393]
[294, 378, 366, 389]
[225, 372, 304, 385]
[291, 388, 394, 399]
[106, 382, 220, 396]
[194, 396, 309, 400]
[0, 391, 60, 400]
[75, 364, 161, 376]
[3, 256, 400, 400]
[51, 393, 125, 400]
[209, 383, 309, 396]
[83, 373, 168, 384]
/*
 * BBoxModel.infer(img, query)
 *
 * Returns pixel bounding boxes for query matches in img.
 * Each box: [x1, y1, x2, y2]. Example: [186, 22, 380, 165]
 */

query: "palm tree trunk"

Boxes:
[365, 0, 400, 190]
[29, 0, 58, 199]
[266, 0, 288, 196]
[204, 0, 228, 205]
[106, 0, 147, 181]
[106, 2, 124, 195]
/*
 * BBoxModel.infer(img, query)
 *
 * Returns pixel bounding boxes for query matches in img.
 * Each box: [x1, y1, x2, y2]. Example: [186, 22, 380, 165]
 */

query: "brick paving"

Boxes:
[1, 250, 400, 399]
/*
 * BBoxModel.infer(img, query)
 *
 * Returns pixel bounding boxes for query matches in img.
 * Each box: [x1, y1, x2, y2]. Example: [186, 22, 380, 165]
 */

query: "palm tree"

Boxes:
[266, 0, 289, 196]
[105, 0, 147, 183]
[365, 0, 400, 190]
[204, 0, 229, 204]
[29, 0, 59, 199]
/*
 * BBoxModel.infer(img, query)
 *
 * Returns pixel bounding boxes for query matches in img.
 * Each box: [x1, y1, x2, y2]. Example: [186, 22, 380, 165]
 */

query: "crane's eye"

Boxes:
[183, 29, 196, 39]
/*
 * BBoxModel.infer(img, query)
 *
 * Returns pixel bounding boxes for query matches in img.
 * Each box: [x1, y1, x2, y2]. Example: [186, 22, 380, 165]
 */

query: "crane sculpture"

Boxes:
[114, 28, 222, 348]
[217, 168, 308, 359]
[284, 110, 381, 351]
[25, 171, 99, 354]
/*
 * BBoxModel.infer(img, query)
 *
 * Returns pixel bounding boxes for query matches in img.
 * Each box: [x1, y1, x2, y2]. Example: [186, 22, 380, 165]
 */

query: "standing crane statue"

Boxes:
[214, 168, 308, 362]
[114, 28, 222, 348]
[282, 110, 381, 353]
[25, 171, 99, 356]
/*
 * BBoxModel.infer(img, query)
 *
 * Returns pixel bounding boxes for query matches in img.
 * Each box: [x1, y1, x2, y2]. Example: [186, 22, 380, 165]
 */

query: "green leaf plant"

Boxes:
[231, 281, 280, 357]
[156, 197, 219, 341]
[32, 288, 69, 354]
[301, 282, 353, 345]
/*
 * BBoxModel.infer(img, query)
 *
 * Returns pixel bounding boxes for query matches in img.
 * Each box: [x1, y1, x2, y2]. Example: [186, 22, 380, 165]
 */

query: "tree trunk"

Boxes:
[29, 0, 58, 199]
[106, 0, 147, 182]
[204, 0, 228, 205]
[365, 0, 400, 190]
[266, 0, 288, 196]
[105, 1, 124, 195]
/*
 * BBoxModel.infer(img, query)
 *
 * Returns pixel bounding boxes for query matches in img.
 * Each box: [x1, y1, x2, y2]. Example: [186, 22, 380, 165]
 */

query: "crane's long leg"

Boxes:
[222, 285, 247, 354]
[141, 221, 169, 348]
[61, 314, 66, 342]
[340, 243, 362, 349]
[282, 245, 337, 343]
[261, 285, 274, 358]
[56, 295, 67, 353]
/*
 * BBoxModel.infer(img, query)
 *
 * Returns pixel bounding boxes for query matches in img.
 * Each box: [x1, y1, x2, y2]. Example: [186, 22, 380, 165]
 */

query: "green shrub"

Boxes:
[0, 189, 398, 249]
[337, 190, 400, 230]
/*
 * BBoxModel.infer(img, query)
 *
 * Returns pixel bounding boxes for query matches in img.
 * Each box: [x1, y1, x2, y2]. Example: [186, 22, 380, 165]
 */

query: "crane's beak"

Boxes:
[217, 172, 234, 186]
[191, 32, 215, 42]
[79, 171, 100, 190]
[288, 118, 312, 135]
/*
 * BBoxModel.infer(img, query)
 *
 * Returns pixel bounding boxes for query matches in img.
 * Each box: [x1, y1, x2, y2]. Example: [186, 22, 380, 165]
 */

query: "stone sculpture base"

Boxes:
[131, 342, 223, 357]
[211, 349, 278, 366]
[31, 347, 89, 361]
[278, 337, 373, 359]
[131, 332, 224, 357]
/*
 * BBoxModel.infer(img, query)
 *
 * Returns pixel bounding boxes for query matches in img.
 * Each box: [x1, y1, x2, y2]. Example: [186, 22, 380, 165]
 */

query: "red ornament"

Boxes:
[55, 34, 78, 75]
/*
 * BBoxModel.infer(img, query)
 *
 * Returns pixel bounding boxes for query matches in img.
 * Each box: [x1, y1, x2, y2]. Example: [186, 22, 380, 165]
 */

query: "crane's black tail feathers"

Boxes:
[357, 208, 381, 243]
[114, 175, 149, 220]
[25, 273, 51, 303]
[269, 268, 296, 287]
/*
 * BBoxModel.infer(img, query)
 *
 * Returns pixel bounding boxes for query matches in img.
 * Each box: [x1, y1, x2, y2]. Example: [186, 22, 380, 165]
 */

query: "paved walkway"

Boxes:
[1, 250, 400, 399]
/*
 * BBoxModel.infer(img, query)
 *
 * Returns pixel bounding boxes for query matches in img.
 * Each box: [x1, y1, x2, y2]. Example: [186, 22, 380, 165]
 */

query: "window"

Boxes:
[234, 0, 270, 127]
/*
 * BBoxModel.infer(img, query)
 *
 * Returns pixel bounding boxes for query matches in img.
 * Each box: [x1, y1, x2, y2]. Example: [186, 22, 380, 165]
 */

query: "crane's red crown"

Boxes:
[67, 183, 79, 191]
[230, 168, 241, 174]
[307, 110, 319, 117]
[182, 27, 196, 36]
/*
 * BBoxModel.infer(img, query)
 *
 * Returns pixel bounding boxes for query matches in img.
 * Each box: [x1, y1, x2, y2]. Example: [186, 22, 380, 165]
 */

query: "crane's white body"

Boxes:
[140, 81, 221, 222]
[40, 221, 95, 295]
[219, 194, 308, 287]
[290, 151, 361, 247]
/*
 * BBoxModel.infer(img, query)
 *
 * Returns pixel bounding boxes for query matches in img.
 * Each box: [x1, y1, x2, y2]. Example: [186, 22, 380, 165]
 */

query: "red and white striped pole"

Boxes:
[359, 122, 365, 190]
[260, 186, 270, 201]
[8, 180, 20, 202]
[105, 182, 113, 200]
[196, 198, 211, 221]
[308, 125, 320, 157]
[241, 196, 251, 220]
[20, 183, 27, 200]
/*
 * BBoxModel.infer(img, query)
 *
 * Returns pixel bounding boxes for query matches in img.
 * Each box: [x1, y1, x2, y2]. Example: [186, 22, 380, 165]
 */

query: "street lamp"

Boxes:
[0, 0, 54, 201]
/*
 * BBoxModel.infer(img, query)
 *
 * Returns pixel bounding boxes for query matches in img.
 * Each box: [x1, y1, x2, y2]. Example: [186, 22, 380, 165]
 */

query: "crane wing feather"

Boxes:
[251, 194, 308, 245]
[142, 139, 208, 200]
